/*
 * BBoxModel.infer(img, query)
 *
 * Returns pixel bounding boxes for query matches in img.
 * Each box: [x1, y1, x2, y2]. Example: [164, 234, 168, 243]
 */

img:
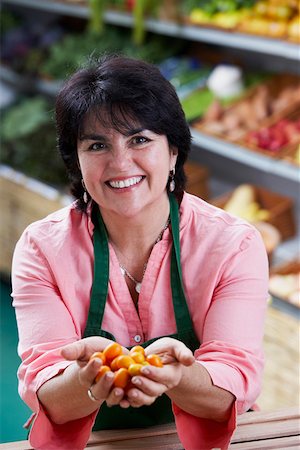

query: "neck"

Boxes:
[99, 195, 170, 257]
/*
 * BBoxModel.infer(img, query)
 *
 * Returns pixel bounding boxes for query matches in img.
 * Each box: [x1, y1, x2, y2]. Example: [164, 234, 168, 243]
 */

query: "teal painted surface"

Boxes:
[0, 279, 31, 443]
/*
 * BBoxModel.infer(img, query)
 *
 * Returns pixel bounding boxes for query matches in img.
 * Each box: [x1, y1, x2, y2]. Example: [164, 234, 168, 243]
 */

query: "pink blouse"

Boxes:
[12, 193, 269, 450]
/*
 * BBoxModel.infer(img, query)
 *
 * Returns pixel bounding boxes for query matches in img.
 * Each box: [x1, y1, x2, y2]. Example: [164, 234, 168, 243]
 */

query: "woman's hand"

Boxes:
[121, 338, 195, 408]
[61, 337, 129, 407]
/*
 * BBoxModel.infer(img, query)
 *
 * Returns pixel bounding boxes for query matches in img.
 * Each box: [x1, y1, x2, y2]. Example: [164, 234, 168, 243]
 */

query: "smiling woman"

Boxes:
[11, 55, 269, 450]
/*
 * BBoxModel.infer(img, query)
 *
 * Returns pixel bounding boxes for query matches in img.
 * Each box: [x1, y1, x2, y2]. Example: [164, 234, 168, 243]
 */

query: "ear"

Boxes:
[169, 147, 178, 170]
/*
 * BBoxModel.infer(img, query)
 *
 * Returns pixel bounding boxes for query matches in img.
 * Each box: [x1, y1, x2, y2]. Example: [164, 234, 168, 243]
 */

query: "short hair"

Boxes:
[55, 54, 192, 210]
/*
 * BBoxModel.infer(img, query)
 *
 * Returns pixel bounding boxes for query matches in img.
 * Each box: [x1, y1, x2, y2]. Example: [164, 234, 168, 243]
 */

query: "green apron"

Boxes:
[83, 194, 200, 430]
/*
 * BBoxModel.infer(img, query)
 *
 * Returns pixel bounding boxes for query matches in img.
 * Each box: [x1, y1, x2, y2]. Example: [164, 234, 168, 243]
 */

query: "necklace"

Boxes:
[119, 263, 147, 293]
[119, 216, 170, 294]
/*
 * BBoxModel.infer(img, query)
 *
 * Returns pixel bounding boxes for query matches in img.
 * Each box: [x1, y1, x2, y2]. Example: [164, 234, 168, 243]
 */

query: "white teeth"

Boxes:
[109, 176, 142, 189]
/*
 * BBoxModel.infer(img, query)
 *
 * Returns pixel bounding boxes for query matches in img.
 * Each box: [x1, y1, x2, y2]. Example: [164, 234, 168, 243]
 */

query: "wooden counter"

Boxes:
[1, 407, 299, 449]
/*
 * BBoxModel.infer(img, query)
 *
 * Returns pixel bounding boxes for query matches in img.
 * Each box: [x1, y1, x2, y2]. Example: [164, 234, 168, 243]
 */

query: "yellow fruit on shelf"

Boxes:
[253, 1, 269, 16]
[223, 185, 270, 223]
[267, 4, 293, 21]
[288, 16, 300, 40]
[267, 20, 288, 38]
[189, 9, 212, 25]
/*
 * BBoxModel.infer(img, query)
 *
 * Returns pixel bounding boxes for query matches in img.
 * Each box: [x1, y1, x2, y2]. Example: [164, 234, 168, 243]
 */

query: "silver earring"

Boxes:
[81, 179, 88, 204]
[169, 169, 175, 192]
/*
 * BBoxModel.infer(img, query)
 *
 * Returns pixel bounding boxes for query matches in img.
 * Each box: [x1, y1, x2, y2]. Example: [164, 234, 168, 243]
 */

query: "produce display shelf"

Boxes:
[1, 64, 298, 184]
[191, 129, 300, 183]
[3, 0, 299, 61]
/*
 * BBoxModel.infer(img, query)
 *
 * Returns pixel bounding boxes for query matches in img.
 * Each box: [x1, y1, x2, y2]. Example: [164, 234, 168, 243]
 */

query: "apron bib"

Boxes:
[83, 194, 200, 430]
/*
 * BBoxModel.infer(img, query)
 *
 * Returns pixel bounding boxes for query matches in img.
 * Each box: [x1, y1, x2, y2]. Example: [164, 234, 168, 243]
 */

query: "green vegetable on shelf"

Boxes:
[1, 97, 67, 188]
[181, 88, 214, 122]
[89, 0, 108, 34]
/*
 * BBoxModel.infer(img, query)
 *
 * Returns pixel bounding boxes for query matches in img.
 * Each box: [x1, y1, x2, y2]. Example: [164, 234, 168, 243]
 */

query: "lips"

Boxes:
[107, 176, 144, 189]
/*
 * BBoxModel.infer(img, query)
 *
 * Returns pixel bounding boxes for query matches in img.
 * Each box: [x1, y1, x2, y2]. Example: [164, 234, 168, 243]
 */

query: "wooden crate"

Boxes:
[192, 74, 300, 153]
[239, 107, 300, 160]
[282, 144, 300, 167]
[0, 165, 72, 275]
[257, 305, 300, 411]
[212, 185, 296, 240]
[269, 259, 300, 309]
[184, 161, 210, 200]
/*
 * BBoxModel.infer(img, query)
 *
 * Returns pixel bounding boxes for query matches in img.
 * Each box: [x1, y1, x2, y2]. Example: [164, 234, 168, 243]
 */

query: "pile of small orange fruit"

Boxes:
[89, 343, 163, 390]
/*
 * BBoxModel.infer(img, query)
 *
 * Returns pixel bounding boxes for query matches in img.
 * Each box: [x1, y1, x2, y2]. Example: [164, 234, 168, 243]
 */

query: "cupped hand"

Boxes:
[61, 336, 128, 364]
[61, 337, 129, 406]
[121, 338, 195, 408]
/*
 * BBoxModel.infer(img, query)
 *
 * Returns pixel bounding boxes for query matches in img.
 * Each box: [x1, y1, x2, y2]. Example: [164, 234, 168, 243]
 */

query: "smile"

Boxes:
[108, 176, 144, 189]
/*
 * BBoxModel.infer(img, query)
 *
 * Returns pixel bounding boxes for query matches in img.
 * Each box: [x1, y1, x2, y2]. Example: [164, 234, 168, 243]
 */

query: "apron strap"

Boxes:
[84, 207, 109, 337]
[169, 193, 195, 334]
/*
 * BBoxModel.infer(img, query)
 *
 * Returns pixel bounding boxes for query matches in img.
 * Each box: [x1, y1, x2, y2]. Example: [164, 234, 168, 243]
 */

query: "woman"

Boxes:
[12, 55, 269, 450]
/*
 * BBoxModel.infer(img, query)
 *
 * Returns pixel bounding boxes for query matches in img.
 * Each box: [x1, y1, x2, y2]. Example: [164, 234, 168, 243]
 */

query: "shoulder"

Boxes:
[16, 201, 90, 249]
[180, 192, 264, 252]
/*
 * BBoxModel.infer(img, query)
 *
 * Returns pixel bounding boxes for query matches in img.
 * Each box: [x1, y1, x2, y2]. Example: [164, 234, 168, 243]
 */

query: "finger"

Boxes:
[126, 387, 157, 407]
[61, 337, 113, 361]
[140, 364, 178, 388]
[90, 370, 115, 403]
[146, 339, 195, 366]
[130, 375, 165, 397]
[61, 340, 87, 361]
[119, 398, 131, 408]
[78, 357, 104, 387]
[106, 387, 125, 407]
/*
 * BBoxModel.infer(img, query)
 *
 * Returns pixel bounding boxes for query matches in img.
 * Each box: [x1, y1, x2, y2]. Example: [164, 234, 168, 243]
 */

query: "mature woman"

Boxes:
[12, 55, 269, 450]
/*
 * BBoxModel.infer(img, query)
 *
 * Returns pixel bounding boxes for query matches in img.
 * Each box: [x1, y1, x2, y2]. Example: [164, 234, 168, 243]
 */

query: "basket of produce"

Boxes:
[211, 184, 296, 240]
[241, 108, 300, 160]
[269, 259, 300, 309]
[192, 74, 300, 145]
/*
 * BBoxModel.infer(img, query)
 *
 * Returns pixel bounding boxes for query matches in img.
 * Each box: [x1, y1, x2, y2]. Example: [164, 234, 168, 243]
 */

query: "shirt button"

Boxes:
[134, 334, 141, 343]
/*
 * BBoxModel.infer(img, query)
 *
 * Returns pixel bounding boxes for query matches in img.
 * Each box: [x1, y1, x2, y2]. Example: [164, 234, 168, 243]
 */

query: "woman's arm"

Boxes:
[120, 228, 268, 421]
[37, 337, 118, 424]
[119, 337, 234, 422]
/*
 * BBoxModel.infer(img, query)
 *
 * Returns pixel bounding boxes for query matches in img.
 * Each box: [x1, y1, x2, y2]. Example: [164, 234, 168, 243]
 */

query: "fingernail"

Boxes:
[141, 367, 150, 375]
[114, 389, 122, 396]
[132, 377, 141, 385]
[131, 390, 138, 398]
[92, 358, 102, 368]
[106, 372, 114, 380]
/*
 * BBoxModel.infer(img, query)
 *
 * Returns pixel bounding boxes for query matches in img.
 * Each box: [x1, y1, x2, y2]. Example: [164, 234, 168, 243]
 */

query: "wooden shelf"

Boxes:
[3, 0, 299, 60]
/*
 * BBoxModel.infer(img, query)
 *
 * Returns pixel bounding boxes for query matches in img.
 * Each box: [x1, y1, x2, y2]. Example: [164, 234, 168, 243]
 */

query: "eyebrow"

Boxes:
[79, 128, 146, 141]
[79, 133, 106, 142]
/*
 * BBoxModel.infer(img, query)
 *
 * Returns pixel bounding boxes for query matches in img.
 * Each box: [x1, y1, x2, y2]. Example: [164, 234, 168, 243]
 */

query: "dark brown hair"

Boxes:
[55, 54, 192, 210]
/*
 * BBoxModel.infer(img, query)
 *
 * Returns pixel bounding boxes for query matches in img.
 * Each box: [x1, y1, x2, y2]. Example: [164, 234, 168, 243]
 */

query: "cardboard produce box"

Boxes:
[211, 184, 296, 240]
[0, 165, 72, 275]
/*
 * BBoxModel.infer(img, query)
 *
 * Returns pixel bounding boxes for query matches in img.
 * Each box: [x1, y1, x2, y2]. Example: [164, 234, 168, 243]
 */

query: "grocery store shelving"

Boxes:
[191, 129, 300, 184]
[0, 62, 300, 182]
[1, 63, 298, 184]
[2, 0, 300, 60]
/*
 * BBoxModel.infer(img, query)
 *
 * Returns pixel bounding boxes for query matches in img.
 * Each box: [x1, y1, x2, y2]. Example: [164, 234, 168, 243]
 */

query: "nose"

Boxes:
[109, 142, 132, 171]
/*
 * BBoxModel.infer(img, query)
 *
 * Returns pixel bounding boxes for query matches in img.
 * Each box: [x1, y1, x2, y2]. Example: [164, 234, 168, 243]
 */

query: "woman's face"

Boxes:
[77, 116, 177, 219]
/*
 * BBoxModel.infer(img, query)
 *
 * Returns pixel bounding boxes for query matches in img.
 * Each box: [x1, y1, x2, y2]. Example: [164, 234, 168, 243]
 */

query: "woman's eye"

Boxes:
[132, 136, 149, 145]
[89, 142, 106, 151]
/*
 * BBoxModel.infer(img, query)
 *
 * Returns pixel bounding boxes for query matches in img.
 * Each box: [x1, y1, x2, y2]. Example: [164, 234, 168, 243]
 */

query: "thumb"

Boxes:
[175, 347, 195, 366]
[146, 338, 195, 366]
[61, 340, 87, 361]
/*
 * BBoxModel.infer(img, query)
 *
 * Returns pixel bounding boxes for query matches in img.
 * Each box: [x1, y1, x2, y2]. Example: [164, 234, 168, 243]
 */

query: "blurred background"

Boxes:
[0, 0, 299, 443]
